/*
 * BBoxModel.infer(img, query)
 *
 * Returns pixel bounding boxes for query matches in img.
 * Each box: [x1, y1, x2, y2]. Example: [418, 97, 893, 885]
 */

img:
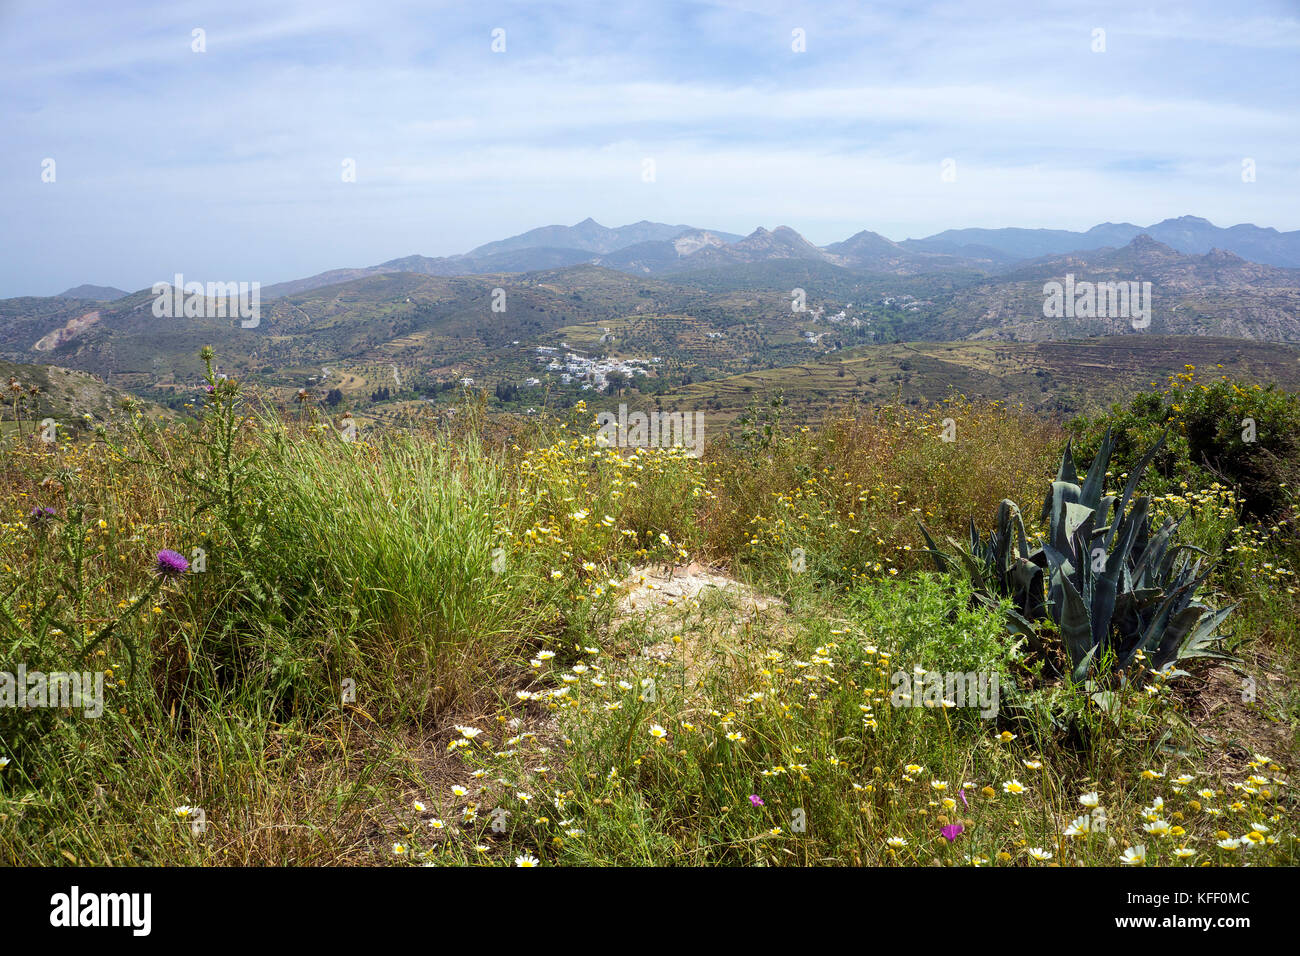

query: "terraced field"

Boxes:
[598, 336, 1300, 427]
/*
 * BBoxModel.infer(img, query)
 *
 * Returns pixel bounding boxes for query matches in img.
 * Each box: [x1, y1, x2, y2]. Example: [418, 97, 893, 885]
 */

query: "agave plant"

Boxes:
[919, 429, 1235, 683]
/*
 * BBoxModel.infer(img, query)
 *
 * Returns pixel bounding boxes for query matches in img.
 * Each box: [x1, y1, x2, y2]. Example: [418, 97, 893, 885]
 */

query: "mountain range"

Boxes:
[237, 215, 1300, 298]
[34, 215, 1300, 304]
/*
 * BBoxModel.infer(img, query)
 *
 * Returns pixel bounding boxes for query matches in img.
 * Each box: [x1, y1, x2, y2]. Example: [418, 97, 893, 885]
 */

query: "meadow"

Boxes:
[0, 349, 1294, 867]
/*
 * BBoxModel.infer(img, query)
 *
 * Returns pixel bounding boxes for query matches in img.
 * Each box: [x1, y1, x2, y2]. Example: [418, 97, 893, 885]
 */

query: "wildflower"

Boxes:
[451, 786, 468, 798]
[27, 506, 56, 528]
[393, 843, 408, 856]
[1063, 816, 1090, 839]
[649, 724, 667, 740]
[454, 725, 483, 739]
[886, 837, 908, 848]
[1002, 780, 1025, 796]
[750, 794, 764, 808]
[1143, 819, 1171, 837]
[514, 854, 540, 867]
[173, 806, 196, 819]
[1172, 847, 1197, 860]
[413, 800, 427, 812]
[1120, 846, 1146, 865]
[1078, 792, 1100, 808]
[1027, 848, 1052, 862]
[154, 549, 189, 580]
[941, 824, 964, 842]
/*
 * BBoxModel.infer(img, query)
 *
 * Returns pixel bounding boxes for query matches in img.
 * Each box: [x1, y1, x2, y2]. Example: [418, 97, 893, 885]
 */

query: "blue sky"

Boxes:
[2, 0, 1298, 296]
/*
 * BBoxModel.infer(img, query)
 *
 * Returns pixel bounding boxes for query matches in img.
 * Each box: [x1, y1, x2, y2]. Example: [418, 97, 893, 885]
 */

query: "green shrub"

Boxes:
[1071, 369, 1300, 518]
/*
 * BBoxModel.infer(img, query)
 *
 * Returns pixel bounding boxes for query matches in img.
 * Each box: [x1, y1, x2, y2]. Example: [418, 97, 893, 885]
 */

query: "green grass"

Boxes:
[0, 355, 1295, 866]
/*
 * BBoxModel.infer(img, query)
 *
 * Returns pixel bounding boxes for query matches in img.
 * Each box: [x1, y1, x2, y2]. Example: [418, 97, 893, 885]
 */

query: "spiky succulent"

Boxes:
[920, 429, 1235, 682]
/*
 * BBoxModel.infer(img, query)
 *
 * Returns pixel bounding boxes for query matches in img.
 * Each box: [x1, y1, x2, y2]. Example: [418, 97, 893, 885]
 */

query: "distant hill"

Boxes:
[0, 357, 157, 428]
[262, 219, 746, 297]
[915, 235, 1300, 343]
[58, 285, 130, 301]
[905, 216, 1300, 269]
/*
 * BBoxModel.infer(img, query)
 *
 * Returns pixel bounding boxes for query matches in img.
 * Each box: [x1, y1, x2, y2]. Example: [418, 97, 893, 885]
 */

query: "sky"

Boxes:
[1, 0, 1298, 296]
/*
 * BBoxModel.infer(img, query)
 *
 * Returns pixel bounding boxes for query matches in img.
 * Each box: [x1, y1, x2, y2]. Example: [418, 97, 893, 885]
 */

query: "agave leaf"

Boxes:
[1042, 543, 1074, 626]
[1094, 495, 1117, 536]
[1003, 608, 1045, 655]
[1055, 436, 1079, 487]
[1056, 572, 1095, 675]
[1011, 556, 1046, 623]
[1130, 503, 1152, 570]
[916, 521, 953, 574]
[1132, 515, 1180, 588]
[1104, 430, 1167, 549]
[953, 546, 987, 594]
[1078, 427, 1114, 510]
[1050, 494, 1090, 561]
[1174, 604, 1237, 665]
[1121, 559, 1215, 670]
[1159, 527, 1197, 583]
[994, 500, 1017, 569]
[1151, 605, 1209, 671]
[1071, 642, 1100, 683]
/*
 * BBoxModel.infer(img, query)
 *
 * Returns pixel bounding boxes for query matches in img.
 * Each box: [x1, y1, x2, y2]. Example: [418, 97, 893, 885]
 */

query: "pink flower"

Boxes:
[749, 794, 764, 807]
[941, 823, 964, 842]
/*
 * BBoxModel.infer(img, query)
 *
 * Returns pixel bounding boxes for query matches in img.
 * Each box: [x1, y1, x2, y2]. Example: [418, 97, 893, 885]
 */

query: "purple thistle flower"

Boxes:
[27, 506, 56, 527]
[749, 794, 764, 808]
[941, 823, 964, 842]
[154, 549, 189, 580]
